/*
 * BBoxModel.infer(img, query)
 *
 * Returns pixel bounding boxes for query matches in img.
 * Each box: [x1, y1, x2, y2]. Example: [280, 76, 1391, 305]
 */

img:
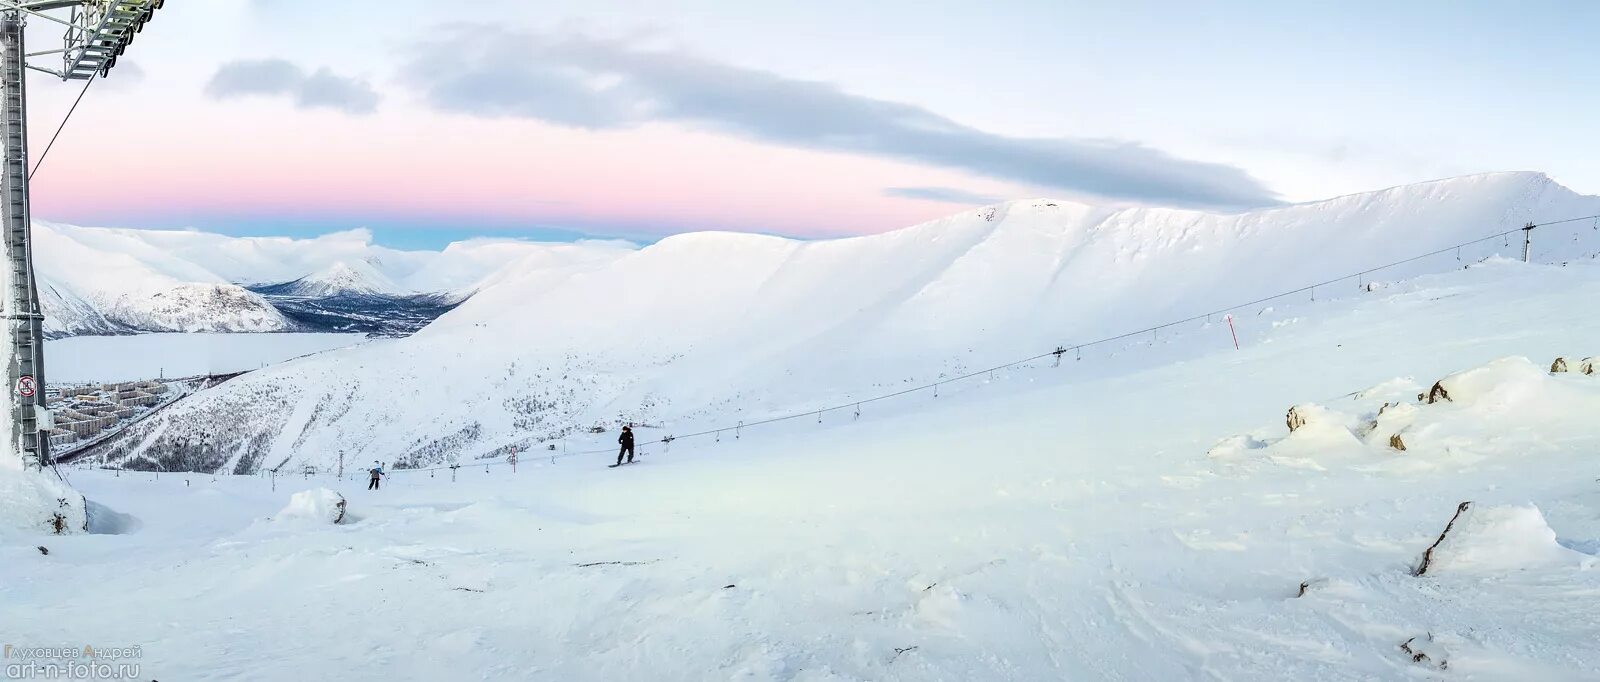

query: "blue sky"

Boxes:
[21, 0, 1600, 249]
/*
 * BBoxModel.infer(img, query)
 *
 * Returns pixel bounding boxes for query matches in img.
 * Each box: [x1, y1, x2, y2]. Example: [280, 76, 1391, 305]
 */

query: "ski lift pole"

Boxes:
[1522, 222, 1535, 262]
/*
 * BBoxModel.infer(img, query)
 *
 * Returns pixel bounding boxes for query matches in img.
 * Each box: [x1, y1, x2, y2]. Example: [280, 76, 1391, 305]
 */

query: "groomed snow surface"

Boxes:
[6, 259, 1600, 680]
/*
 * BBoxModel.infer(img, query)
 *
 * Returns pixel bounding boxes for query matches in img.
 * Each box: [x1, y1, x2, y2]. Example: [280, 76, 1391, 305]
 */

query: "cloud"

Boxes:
[295, 68, 380, 114]
[402, 29, 1279, 209]
[204, 59, 302, 96]
[205, 59, 378, 114]
[884, 186, 1004, 205]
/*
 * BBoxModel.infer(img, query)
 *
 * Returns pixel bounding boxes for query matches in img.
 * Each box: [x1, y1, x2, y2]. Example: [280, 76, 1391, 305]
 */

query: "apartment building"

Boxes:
[47, 429, 77, 449]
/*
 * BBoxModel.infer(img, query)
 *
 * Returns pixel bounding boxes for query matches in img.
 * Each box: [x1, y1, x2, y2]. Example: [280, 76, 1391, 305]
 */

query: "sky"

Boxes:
[18, 0, 1600, 249]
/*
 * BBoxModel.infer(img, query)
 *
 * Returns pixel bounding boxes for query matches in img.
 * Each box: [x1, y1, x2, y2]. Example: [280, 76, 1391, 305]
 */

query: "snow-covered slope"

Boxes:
[33, 222, 287, 336]
[92, 172, 1600, 474]
[13, 256, 1600, 679]
[32, 222, 633, 337]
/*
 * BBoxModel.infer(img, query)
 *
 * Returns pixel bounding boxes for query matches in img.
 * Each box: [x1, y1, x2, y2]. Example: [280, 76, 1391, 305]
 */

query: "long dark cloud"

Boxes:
[884, 186, 1003, 205]
[402, 29, 1279, 209]
[205, 59, 379, 115]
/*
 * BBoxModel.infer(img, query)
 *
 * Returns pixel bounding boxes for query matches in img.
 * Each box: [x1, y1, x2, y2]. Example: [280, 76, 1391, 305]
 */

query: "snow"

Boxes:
[10, 257, 1600, 678]
[0, 461, 85, 536]
[31, 221, 635, 336]
[1422, 504, 1592, 575]
[90, 172, 1600, 475]
[272, 488, 348, 525]
[45, 332, 366, 383]
[1431, 355, 1552, 405]
[5, 173, 1600, 678]
[5, 240, 1600, 678]
[1213, 348, 1600, 478]
[268, 259, 406, 297]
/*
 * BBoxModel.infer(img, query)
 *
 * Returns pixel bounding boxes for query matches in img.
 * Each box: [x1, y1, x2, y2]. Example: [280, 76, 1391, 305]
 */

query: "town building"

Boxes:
[47, 429, 76, 449]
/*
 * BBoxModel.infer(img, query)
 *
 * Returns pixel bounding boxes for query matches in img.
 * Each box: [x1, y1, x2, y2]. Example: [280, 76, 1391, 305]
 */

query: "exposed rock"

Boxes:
[1286, 406, 1308, 433]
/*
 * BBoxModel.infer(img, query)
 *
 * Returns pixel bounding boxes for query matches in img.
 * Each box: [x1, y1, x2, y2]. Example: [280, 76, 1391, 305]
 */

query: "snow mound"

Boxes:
[1422, 504, 1590, 575]
[274, 488, 347, 524]
[1365, 401, 1421, 443]
[1206, 434, 1268, 461]
[1275, 403, 1363, 456]
[0, 464, 87, 536]
[1215, 355, 1600, 468]
[1427, 356, 1549, 406]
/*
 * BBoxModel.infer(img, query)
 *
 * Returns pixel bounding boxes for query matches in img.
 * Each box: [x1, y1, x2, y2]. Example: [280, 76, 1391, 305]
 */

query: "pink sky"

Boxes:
[28, 96, 1021, 242]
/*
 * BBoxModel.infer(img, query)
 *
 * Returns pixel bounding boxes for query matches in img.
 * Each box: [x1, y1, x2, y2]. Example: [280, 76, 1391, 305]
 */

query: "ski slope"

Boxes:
[89, 171, 1600, 475]
[5, 258, 1599, 680]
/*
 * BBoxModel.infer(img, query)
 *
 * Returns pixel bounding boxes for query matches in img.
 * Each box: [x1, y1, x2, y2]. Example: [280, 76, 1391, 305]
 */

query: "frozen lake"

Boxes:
[45, 333, 366, 384]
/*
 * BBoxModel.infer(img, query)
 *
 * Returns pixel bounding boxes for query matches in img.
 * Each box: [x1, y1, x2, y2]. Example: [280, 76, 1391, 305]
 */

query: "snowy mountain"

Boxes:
[250, 259, 405, 298]
[86, 172, 1600, 474]
[32, 222, 631, 337]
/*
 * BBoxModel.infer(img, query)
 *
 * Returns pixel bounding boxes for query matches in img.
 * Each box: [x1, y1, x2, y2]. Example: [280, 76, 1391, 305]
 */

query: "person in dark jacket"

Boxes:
[616, 425, 635, 466]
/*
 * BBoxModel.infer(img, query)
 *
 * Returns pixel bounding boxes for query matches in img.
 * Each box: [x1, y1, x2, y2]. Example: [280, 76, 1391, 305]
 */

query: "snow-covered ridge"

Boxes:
[33, 223, 636, 337]
[93, 172, 1600, 474]
[261, 259, 405, 298]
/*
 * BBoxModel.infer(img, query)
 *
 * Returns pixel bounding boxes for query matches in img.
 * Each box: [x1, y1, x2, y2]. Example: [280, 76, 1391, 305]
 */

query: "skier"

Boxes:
[613, 425, 635, 467]
[367, 461, 384, 490]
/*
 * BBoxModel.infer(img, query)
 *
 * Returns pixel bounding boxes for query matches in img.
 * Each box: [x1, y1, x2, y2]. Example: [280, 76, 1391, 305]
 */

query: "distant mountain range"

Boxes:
[33, 224, 633, 338]
[243, 259, 464, 336]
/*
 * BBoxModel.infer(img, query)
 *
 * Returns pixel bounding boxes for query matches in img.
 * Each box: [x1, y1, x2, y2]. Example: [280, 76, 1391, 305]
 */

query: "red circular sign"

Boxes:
[15, 375, 36, 397]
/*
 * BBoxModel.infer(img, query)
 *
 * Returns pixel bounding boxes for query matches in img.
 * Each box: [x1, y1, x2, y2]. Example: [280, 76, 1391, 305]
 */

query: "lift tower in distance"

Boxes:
[0, 1, 163, 468]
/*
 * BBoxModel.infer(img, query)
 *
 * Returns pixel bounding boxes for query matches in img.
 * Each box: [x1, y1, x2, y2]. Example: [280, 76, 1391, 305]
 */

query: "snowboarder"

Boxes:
[367, 462, 384, 490]
[614, 425, 635, 467]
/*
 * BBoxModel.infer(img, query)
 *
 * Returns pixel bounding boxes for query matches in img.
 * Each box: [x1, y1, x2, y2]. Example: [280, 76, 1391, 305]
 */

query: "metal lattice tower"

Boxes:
[0, 0, 161, 469]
